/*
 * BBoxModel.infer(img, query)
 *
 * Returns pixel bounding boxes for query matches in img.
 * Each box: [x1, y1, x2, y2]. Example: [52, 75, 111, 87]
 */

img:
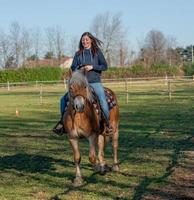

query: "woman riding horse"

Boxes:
[62, 69, 119, 186]
[53, 32, 112, 135]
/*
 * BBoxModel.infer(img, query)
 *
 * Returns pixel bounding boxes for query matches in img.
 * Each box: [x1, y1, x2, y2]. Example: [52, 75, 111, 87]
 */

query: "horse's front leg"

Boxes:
[88, 134, 97, 167]
[69, 138, 83, 187]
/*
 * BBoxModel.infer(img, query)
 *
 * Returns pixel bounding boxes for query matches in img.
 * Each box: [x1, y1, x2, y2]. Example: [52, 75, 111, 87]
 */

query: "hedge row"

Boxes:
[0, 66, 62, 83]
[102, 65, 181, 79]
[0, 65, 187, 83]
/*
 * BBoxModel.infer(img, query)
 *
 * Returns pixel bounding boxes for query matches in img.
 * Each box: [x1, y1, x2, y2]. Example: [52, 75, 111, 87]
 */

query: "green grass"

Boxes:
[0, 81, 194, 200]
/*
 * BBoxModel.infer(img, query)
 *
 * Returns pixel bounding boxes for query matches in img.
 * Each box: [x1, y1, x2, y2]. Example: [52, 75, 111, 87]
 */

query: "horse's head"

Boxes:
[68, 70, 92, 112]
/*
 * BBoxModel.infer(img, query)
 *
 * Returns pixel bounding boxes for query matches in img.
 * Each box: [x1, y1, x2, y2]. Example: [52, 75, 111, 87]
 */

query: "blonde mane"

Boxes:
[68, 70, 94, 102]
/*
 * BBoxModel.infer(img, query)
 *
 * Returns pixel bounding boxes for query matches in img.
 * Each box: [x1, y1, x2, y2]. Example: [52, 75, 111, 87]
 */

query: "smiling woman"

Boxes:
[81, 34, 92, 49]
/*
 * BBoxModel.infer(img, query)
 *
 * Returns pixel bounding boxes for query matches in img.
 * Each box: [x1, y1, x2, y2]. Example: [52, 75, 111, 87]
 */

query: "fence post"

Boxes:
[7, 81, 10, 91]
[40, 84, 43, 104]
[168, 80, 172, 100]
[36, 80, 38, 88]
[125, 79, 129, 104]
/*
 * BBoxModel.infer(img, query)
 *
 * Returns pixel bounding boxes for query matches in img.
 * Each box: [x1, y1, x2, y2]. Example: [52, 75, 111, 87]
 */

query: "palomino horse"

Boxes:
[63, 70, 119, 186]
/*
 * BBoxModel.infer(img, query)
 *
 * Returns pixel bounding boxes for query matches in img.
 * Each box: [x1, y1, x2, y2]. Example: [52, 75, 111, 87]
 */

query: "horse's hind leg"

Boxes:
[69, 138, 83, 187]
[112, 127, 119, 172]
[88, 134, 97, 166]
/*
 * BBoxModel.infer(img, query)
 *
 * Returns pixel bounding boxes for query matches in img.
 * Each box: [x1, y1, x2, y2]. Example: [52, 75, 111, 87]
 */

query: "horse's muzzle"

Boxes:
[74, 96, 85, 112]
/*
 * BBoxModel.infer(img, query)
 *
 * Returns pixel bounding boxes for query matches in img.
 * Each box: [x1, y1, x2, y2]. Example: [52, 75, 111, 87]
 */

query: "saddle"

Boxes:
[104, 88, 117, 109]
[91, 87, 117, 115]
[53, 88, 116, 136]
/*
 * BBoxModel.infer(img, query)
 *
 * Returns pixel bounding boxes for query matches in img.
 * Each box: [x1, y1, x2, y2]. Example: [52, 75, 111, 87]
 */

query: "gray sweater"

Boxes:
[71, 48, 107, 83]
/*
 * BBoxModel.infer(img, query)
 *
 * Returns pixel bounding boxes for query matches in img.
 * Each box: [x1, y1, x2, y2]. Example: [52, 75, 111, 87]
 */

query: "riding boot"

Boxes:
[52, 115, 66, 136]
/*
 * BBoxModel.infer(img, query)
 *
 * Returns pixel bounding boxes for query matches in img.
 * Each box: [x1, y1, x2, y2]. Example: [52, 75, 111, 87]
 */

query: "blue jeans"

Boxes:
[90, 82, 109, 121]
[60, 82, 109, 120]
[60, 93, 68, 115]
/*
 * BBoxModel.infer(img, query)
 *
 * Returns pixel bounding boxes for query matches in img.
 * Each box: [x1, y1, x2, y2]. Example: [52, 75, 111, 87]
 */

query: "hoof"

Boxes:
[104, 164, 112, 172]
[112, 163, 119, 172]
[94, 164, 112, 175]
[94, 164, 101, 172]
[99, 165, 106, 176]
[73, 177, 84, 187]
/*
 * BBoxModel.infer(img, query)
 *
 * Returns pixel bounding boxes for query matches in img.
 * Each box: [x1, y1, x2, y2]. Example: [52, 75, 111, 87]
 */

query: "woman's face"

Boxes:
[81, 35, 92, 49]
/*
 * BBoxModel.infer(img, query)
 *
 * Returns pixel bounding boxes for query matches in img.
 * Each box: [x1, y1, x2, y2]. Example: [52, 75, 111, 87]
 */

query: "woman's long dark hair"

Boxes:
[78, 32, 103, 56]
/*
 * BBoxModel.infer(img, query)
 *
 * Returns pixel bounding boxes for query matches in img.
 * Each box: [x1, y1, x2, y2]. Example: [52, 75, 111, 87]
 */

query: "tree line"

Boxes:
[0, 12, 193, 69]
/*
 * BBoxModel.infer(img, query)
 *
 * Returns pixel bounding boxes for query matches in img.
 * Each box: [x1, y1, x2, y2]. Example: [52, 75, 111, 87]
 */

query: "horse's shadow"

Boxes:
[0, 152, 105, 180]
[0, 153, 118, 200]
[0, 153, 75, 179]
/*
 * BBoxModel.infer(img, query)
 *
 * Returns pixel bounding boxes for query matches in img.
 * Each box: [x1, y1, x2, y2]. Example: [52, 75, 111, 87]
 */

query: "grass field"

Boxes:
[0, 80, 194, 200]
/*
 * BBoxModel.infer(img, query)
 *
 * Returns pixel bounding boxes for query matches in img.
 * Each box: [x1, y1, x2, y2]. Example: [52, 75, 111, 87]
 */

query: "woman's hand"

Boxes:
[84, 65, 93, 71]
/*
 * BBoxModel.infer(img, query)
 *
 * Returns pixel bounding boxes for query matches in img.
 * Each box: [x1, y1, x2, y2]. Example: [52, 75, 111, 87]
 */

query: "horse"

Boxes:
[63, 69, 119, 187]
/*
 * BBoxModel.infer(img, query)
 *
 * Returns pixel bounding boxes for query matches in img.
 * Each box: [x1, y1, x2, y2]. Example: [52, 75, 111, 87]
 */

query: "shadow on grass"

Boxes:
[49, 171, 131, 200]
[0, 152, 131, 200]
[0, 115, 56, 134]
[0, 153, 74, 174]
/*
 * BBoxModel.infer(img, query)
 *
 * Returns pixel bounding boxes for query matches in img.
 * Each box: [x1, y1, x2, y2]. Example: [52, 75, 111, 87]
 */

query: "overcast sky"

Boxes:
[0, 0, 193, 50]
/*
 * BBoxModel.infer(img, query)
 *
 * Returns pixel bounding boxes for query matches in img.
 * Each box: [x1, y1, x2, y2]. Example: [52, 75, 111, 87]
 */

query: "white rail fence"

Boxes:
[0, 76, 194, 104]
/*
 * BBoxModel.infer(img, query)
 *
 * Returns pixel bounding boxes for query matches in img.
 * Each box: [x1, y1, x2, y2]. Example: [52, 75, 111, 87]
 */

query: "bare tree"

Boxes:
[9, 22, 22, 67]
[53, 26, 65, 62]
[20, 28, 31, 65]
[118, 40, 136, 67]
[0, 30, 12, 68]
[68, 35, 79, 56]
[45, 26, 66, 64]
[119, 42, 124, 66]
[45, 27, 55, 56]
[142, 30, 167, 66]
[90, 12, 126, 66]
[165, 36, 181, 66]
[31, 27, 42, 65]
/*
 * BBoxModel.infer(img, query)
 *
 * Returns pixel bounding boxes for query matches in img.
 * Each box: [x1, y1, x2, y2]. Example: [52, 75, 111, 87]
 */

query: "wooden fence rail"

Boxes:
[0, 77, 193, 104]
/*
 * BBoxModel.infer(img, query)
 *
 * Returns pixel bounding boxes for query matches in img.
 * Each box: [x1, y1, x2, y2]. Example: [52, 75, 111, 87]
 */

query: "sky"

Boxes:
[0, 0, 193, 51]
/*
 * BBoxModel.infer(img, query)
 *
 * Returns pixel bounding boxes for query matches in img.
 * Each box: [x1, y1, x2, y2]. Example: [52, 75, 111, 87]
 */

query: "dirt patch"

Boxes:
[159, 151, 194, 199]
[143, 139, 194, 200]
